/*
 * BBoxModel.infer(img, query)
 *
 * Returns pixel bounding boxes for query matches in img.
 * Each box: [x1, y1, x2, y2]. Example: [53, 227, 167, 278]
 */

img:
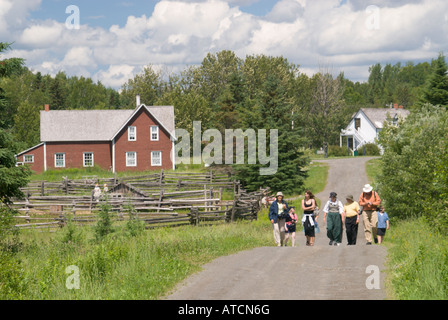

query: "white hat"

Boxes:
[363, 184, 373, 193]
[276, 192, 284, 197]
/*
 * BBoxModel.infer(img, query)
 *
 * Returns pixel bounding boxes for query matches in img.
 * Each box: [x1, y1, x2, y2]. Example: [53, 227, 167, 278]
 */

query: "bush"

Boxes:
[94, 199, 114, 241]
[376, 104, 448, 232]
[328, 145, 351, 157]
[357, 143, 381, 156]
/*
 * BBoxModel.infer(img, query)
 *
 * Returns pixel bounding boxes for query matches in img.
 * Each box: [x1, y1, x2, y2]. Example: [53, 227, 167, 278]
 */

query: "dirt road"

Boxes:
[165, 157, 388, 300]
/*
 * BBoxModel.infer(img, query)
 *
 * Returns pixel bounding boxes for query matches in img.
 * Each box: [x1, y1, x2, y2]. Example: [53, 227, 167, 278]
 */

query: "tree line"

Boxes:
[0, 41, 445, 195]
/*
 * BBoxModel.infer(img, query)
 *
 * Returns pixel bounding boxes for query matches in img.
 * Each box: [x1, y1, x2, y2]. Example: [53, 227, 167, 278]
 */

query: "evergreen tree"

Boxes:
[234, 73, 307, 194]
[0, 129, 32, 204]
[419, 53, 448, 108]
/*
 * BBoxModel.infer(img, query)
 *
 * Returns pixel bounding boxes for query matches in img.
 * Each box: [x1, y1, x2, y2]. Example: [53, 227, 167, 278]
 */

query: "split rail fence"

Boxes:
[8, 170, 270, 231]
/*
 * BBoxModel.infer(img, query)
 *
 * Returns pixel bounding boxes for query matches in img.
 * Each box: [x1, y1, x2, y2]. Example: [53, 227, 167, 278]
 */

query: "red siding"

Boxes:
[114, 107, 173, 172]
[46, 142, 112, 171]
[17, 107, 173, 174]
[17, 144, 45, 174]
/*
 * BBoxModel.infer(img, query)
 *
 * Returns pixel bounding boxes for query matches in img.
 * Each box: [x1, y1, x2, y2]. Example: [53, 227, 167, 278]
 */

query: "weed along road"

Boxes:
[165, 157, 388, 300]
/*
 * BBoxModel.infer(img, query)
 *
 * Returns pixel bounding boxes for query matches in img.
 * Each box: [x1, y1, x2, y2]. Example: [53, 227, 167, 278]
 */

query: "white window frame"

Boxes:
[83, 152, 94, 167]
[24, 155, 34, 163]
[151, 151, 162, 167]
[55, 153, 65, 168]
[128, 126, 137, 141]
[126, 152, 137, 167]
[150, 126, 159, 141]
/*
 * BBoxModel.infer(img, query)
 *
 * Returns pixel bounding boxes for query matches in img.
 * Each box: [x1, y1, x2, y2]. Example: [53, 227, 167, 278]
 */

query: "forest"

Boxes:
[0, 41, 445, 196]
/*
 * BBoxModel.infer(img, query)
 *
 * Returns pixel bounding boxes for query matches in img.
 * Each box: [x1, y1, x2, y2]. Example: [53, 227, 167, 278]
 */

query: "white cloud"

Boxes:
[2, 0, 448, 88]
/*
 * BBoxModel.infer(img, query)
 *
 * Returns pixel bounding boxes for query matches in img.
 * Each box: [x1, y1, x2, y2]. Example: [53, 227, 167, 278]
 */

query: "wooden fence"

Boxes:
[19, 170, 239, 197]
[9, 173, 270, 231]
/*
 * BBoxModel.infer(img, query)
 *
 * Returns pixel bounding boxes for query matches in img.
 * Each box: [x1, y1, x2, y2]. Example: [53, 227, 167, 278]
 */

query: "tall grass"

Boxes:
[1, 162, 329, 300]
[366, 158, 448, 300]
[9, 211, 272, 300]
[386, 218, 448, 300]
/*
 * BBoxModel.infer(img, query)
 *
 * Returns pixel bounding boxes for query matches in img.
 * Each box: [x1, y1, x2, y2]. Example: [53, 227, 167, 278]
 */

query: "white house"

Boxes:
[340, 106, 410, 155]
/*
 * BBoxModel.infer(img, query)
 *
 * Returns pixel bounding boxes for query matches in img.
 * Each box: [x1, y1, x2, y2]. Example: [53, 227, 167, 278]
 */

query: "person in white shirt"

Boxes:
[323, 192, 345, 246]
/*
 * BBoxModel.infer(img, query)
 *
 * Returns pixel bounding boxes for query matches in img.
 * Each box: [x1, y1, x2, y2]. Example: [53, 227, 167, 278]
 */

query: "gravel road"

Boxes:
[165, 157, 388, 300]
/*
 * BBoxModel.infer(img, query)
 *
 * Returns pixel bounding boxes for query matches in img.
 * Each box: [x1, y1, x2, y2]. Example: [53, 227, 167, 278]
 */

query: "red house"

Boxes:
[16, 102, 176, 174]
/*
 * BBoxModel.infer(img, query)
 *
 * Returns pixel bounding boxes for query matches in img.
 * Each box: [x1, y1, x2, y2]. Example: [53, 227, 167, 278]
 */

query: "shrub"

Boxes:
[94, 199, 114, 241]
[357, 143, 381, 156]
[328, 145, 351, 157]
[376, 104, 448, 232]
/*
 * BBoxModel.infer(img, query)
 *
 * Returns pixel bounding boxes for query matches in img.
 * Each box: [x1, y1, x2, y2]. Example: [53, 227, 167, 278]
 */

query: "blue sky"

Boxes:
[1, 0, 445, 89]
[29, 0, 277, 28]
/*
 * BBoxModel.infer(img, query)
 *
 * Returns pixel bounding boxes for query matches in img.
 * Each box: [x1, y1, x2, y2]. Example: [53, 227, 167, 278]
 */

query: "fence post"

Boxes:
[190, 207, 199, 226]
[41, 181, 45, 196]
[157, 189, 164, 214]
[25, 197, 30, 224]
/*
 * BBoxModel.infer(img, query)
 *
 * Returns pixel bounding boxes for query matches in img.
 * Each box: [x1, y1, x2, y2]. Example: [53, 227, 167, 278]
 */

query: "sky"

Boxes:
[1, 0, 447, 90]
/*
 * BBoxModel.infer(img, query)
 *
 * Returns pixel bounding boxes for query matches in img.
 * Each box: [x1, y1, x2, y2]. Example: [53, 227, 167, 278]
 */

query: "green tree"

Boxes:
[234, 73, 308, 194]
[0, 129, 31, 204]
[120, 65, 166, 108]
[377, 104, 448, 232]
[0, 42, 25, 128]
[306, 70, 349, 152]
[418, 53, 448, 108]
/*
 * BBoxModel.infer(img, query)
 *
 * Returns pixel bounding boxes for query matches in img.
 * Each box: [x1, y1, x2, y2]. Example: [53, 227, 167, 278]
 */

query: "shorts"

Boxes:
[377, 228, 387, 236]
[286, 224, 296, 233]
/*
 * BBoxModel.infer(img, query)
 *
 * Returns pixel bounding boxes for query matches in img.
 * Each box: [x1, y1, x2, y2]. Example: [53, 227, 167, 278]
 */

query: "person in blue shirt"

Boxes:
[269, 192, 289, 246]
[376, 206, 389, 244]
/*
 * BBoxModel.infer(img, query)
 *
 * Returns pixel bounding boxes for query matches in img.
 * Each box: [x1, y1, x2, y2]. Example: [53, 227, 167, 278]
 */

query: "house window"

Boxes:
[128, 126, 137, 141]
[151, 126, 159, 141]
[151, 151, 162, 166]
[355, 118, 361, 130]
[126, 152, 137, 167]
[55, 153, 65, 168]
[24, 155, 34, 163]
[83, 152, 94, 167]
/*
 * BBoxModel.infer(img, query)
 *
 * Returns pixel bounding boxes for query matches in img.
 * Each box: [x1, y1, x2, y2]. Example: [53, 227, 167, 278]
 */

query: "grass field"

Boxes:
[1, 162, 329, 300]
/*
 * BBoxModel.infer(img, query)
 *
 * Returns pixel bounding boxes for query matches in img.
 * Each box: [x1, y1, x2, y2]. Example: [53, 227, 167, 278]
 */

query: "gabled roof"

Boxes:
[16, 142, 44, 157]
[353, 108, 410, 129]
[40, 105, 175, 142]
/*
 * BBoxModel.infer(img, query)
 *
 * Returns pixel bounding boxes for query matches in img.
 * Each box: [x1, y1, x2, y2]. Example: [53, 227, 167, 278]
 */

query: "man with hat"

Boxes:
[323, 192, 345, 246]
[269, 192, 289, 246]
[358, 184, 381, 245]
[344, 195, 360, 245]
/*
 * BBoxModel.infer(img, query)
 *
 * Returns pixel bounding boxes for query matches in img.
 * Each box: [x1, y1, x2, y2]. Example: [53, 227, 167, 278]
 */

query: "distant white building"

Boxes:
[340, 106, 410, 155]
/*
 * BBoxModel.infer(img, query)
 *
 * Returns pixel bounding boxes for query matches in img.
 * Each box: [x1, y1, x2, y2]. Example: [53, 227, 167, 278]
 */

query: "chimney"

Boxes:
[136, 94, 141, 108]
[393, 103, 398, 109]
[398, 105, 404, 109]
[45, 104, 50, 112]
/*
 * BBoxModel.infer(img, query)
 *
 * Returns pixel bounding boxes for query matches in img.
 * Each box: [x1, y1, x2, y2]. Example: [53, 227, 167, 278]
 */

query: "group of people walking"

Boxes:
[268, 184, 390, 247]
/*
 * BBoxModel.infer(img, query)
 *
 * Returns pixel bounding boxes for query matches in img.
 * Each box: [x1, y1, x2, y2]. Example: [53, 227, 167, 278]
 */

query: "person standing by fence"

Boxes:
[269, 192, 289, 247]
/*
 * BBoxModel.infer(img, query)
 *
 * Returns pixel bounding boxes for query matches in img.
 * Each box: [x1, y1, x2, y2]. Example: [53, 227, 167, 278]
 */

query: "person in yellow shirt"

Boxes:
[344, 195, 360, 245]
